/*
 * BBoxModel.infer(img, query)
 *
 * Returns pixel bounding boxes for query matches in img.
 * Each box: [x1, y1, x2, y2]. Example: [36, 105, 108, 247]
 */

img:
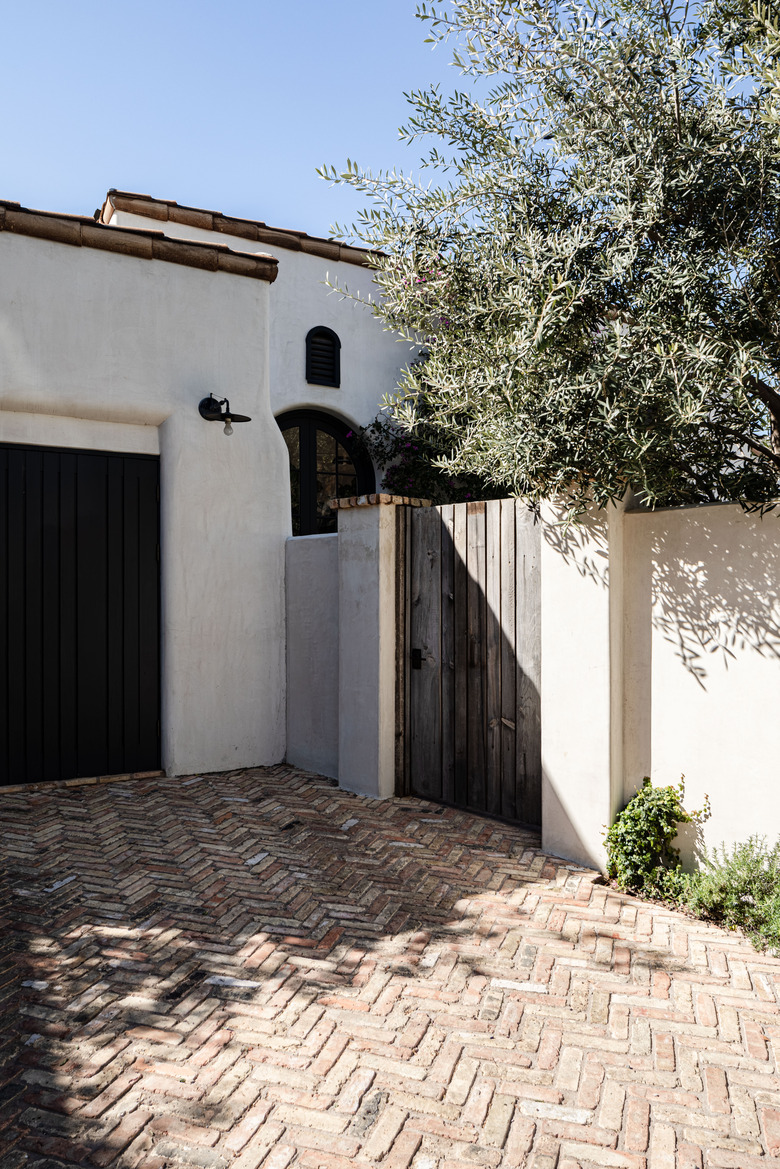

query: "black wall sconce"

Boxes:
[198, 396, 252, 437]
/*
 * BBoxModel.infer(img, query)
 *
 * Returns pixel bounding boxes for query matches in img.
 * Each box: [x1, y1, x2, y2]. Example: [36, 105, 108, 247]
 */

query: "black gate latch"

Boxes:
[411, 648, 423, 670]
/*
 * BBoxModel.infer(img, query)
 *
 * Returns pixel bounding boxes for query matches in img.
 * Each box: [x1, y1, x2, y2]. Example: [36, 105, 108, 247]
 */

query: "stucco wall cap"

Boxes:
[328, 493, 432, 509]
[101, 188, 380, 269]
[0, 199, 279, 282]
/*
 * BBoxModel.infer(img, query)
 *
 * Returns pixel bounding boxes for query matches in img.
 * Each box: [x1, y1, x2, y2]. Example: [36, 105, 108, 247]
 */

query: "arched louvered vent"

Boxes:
[306, 326, 341, 388]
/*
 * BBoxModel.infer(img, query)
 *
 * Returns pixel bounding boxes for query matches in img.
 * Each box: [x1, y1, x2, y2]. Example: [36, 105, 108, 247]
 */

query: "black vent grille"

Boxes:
[306, 327, 341, 387]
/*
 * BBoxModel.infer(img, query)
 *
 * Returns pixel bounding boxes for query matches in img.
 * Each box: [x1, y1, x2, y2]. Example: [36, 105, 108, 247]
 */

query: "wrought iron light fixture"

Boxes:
[198, 396, 251, 437]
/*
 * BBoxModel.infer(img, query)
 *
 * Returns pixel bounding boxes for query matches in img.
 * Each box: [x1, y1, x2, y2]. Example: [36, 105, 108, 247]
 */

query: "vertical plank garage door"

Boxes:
[0, 445, 160, 787]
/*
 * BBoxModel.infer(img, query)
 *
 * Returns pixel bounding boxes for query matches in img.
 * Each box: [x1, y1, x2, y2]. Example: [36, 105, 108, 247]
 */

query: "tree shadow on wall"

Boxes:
[640, 505, 780, 688]
[540, 503, 780, 847]
[539, 506, 610, 589]
[540, 501, 780, 688]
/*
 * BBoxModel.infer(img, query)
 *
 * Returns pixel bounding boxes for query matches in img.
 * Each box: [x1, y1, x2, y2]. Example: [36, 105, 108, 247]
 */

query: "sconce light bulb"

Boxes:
[223, 418, 234, 436]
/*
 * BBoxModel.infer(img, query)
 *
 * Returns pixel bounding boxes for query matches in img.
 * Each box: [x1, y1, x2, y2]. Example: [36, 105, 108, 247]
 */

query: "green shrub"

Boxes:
[357, 409, 506, 506]
[604, 777, 707, 900]
[606, 781, 780, 954]
[686, 836, 780, 953]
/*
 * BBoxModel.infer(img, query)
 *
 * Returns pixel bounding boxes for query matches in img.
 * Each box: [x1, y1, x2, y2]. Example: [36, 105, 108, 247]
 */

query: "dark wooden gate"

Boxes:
[397, 499, 541, 827]
[0, 445, 160, 787]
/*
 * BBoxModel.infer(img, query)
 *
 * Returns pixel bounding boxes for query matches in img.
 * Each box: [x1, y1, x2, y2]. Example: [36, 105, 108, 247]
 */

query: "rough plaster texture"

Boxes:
[109, 208, 416, 435]
[337, 503, 398, 799]
[285, 534, 339, 778]
[0, 231, 289, 777]
[542, 499, 780, 870]
[539, 506, 618, 870]
[623, 503, 780, 860]
[0, 411, 159, 454]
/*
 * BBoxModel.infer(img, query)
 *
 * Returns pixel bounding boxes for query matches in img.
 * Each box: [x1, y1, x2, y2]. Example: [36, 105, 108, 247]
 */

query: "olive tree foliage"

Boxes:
[321, 0, 780, 512]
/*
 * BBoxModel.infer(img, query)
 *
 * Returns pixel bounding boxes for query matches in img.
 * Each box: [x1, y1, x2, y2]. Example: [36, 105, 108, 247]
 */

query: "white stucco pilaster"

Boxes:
[540, 502, 626, 869]
[336, 499, 400, 799]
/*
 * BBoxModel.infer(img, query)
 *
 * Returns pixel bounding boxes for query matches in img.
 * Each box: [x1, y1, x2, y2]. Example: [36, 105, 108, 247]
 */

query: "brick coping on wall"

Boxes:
[328, 493, 431, 509]
[100, 189, 377, 268]
[0, 200, 279, 282]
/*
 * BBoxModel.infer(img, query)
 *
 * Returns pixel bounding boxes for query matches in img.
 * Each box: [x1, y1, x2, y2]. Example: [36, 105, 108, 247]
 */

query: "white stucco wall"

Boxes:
[109, 209, 416, 436]
[0, 231, 290, 777]
[337, 502, 398, 799]
[285, 534, 339, 778]
[540, 506, 622, 869]
[0, 411, 159, 455]
[542, 499, 780, 870]
[623, 503, 780, 859]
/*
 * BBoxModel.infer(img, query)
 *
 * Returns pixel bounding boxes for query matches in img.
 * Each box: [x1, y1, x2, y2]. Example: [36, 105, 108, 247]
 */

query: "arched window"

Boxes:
[277, 410, 375, 536]
[306, 326, 341, 388]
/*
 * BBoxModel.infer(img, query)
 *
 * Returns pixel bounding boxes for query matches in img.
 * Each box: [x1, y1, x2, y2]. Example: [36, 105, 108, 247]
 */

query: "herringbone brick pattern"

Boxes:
[1, 767, 780, 1169]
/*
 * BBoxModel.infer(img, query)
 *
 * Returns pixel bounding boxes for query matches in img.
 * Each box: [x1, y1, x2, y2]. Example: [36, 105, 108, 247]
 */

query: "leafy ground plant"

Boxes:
[687, 836, 780, 953]
[604, 776, 708, 901]
[606, 781, 780, 954]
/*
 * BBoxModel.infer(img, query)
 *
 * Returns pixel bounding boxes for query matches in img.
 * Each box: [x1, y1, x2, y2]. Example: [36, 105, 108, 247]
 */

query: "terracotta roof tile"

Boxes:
[100, 189, 377, 268]
[0, 199, 278, 282]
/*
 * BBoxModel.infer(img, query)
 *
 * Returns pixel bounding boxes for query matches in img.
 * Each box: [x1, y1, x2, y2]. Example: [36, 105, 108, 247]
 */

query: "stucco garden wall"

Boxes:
[539, 507, 620, 871]
[541, 500, 780, 870]
[0, 229, 290, 777]
[285, 534, 339, 778]
[623, 503, 780, 861]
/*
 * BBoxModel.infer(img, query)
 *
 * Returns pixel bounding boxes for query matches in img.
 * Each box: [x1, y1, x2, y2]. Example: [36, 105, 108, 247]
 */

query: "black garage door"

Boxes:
[0, 445, 160, 787]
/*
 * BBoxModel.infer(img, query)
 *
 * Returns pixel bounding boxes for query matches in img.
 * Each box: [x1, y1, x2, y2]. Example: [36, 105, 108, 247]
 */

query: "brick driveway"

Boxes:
[2, 767, 780, 1169]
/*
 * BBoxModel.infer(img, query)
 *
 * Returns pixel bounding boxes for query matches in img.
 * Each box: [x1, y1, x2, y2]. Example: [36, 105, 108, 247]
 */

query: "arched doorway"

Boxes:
[276, 410, 375, 536]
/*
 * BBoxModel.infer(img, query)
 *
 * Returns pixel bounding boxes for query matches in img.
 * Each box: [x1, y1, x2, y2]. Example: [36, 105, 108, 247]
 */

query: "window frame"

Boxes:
[276, 409, 375, 536]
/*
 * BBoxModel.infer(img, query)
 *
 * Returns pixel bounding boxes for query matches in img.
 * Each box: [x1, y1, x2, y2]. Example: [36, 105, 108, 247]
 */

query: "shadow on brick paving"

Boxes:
[0, 766, 561, 1166]
[4, 765, 775, 1167]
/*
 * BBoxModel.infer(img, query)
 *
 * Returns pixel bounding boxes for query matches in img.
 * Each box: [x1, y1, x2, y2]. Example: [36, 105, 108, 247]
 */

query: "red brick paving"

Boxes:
[1, 765, 780, 1168]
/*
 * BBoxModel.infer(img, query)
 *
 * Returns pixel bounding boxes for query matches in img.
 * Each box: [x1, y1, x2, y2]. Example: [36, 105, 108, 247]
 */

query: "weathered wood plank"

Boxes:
[409, 506, 443, 800]
[403, 495, 541, 827]
[395, 505, 411, 796]
[516, 503, 542, 827]
[500, 499, 518, 821]
[466, 501, 487, 811]
[439, 505, 456, 805]
[485, 499, 503, 816]
[453, 503, 469, 808]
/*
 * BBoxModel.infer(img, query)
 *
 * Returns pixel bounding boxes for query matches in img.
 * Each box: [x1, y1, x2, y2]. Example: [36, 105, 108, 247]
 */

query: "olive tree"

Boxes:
[322, 0, 780, 512]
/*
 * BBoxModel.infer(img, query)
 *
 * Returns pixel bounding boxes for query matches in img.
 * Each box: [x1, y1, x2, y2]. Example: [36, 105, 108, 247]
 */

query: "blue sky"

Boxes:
[0, 0, 462, 240]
